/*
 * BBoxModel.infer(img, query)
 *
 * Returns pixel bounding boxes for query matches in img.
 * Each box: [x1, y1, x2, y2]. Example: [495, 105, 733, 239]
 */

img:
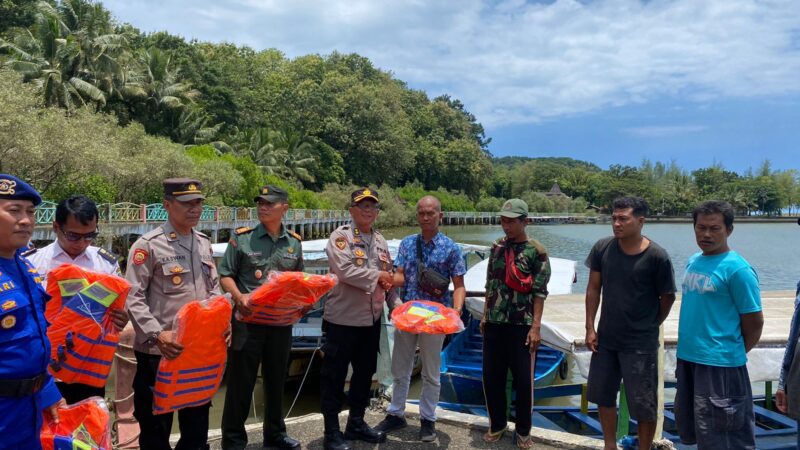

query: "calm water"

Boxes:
[385, 222, 800, 293]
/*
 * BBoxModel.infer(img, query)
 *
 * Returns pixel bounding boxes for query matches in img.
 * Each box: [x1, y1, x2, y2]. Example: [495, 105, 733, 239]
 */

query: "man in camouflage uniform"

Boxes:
[480, 198, 550, 449]
[220, 185, 304, 450]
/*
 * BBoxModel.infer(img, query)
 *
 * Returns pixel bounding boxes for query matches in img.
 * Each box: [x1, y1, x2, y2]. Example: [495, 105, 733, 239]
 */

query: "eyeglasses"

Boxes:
[353, 203, 380, 212]
[60, 229, 99, 242]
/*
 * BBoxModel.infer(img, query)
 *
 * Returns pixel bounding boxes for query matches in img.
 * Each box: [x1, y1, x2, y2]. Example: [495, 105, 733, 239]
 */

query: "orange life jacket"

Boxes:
[46, 264, 130, 387]
[391, 300, 465, 335]
[153, 295, 231, 414]
[40, 396, 112, 450]
[240, 271, 337, 326]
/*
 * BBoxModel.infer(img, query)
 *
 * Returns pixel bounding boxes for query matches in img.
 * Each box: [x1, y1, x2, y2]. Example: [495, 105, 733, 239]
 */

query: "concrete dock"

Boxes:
[199, 404, 603, 449]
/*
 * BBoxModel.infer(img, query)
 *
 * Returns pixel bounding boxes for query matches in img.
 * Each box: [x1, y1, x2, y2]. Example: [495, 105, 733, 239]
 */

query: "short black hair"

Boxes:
[692, 200, 734, 230]
[55, 195, 99, 226]
[612, 196, 649, 217]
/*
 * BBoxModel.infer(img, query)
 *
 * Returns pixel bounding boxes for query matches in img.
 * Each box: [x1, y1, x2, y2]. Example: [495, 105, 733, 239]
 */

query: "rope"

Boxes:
[284, 335, 322, 419]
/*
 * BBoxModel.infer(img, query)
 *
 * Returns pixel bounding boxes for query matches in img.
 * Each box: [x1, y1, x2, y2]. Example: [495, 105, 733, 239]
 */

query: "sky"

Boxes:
[101, 0, 800, 173]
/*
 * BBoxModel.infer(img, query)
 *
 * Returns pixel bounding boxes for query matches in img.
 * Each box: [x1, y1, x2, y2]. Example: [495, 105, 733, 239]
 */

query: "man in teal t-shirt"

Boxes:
[675, 200, 764, 450]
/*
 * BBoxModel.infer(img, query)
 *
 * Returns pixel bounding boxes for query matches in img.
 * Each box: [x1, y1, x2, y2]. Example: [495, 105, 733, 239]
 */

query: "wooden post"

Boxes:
[581, 384, 589, 414]
[765, 381, 773, 410]
[617, 384, 629, 439]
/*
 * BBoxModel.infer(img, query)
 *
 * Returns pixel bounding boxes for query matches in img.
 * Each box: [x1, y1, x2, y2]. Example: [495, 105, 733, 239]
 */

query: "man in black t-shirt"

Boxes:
[584, 196, 676, 450]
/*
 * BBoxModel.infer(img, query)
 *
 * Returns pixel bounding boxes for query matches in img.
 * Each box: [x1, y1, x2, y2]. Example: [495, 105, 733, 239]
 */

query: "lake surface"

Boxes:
[384, 222, 800, 293]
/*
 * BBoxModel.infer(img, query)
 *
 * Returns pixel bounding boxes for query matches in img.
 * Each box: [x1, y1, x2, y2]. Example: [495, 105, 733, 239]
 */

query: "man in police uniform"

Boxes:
[27, 194, 129, 403]
[0, 174, 65, 449]
[125, 178, 221, 450]
[321, 187, 396, 450]
[220, 185, 304, 450]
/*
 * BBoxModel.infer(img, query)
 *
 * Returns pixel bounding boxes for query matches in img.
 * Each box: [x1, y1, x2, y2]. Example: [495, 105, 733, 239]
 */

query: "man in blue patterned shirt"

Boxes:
[375, 195, 466, 442]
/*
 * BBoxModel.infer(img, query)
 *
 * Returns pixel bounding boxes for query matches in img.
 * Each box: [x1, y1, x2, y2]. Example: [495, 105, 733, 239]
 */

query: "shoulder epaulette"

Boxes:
[96, 247, 118, 264]
[235, 226, 254, 235]
[288, 230, 302, 241]
[195, 230, 210, 240]
[528, 238, 548, 256]
[21, 243, 37, 257]
[141, 228, 164, 241]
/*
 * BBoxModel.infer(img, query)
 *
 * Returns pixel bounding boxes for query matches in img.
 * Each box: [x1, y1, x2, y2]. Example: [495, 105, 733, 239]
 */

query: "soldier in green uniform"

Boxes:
[480, 198, 551, 449]
[220, 185, 304, 450]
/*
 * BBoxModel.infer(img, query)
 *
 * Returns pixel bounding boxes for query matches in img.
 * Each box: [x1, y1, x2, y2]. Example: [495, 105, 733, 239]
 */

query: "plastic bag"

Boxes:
[238, 271, 337, 326]
[153, 295, 232, 414]
[40, 396, 112, 450]
[390, 300, 465, 335]
[46, 264, 130, 387]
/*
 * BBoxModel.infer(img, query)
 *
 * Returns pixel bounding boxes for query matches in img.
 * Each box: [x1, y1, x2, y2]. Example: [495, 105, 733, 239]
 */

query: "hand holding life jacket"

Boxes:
[391, 300, 464, 335]
[40, 396, 112, 450]
[238, 271, 338, 326]
[46, 264, 130, 387]
[153, 295, 232, 414]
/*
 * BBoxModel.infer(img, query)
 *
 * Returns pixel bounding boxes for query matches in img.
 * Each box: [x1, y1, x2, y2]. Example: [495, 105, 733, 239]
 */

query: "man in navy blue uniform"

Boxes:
[0, 174, 65, 449]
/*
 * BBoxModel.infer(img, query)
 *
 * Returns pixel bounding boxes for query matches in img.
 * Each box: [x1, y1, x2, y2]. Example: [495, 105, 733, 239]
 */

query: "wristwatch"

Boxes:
[145, 331, 161, 346]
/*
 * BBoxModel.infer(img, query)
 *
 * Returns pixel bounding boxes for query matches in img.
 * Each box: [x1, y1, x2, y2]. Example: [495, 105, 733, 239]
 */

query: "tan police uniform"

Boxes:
[125, 220, 220, 353]
[124, 178, 220, 450]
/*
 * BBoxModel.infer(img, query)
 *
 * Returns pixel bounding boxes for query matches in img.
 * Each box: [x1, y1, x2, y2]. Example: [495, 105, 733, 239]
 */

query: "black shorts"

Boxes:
[674, 358, 755, 449]
[586, 347, 658, 421]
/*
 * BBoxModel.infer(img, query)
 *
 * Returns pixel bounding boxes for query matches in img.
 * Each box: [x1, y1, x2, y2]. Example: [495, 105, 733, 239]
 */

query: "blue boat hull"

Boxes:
[439, 319, 565, 406]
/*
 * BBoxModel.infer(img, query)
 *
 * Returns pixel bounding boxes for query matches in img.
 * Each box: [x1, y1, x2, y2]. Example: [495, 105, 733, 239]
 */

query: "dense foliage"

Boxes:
[1, 0, 798, 223]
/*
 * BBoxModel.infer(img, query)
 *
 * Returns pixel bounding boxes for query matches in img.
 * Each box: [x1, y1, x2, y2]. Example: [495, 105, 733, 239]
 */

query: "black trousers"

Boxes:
[133, 351, 210, 450]
[482, 323, 534, 436]
[221, 322, 293, 449]
[56, 381, 104, 405]
[319, 319, 381, 432]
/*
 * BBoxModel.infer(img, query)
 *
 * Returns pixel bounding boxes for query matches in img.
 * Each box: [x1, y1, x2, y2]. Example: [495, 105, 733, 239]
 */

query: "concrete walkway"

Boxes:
[203, 404, 603, 449]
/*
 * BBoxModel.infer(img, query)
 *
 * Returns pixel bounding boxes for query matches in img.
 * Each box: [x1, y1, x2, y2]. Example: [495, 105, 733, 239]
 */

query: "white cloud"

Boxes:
[104, 0, 800, 127]
[623, 125, 708, 138]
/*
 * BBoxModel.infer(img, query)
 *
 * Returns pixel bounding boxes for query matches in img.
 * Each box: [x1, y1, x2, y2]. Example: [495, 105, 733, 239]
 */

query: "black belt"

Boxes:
[0, 373, 47, 397]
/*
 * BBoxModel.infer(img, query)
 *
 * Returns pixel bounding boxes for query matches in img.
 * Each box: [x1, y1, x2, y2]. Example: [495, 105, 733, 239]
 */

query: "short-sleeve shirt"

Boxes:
[394, 232, 466, 305]
[677, 250, 762, 367]
[217, 224, 304, 294]
[27, 241, 121, 288]
[585, 237, 676, 351]
[484, 238, 550, 326]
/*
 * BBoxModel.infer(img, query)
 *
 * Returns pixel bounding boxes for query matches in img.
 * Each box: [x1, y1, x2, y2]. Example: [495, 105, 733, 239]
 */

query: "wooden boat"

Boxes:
[439, 319, 567, 405]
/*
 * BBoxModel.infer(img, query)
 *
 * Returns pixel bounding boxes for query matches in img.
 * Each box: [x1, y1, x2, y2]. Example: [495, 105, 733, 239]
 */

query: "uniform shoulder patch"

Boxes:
[235, 226, 254, 235]
[528, 238, 548, 258]
[141, 228, 164, 241]
[288, 230, 302, 241]
[20, 244, 37, 257]
[96, 247, 118, 264]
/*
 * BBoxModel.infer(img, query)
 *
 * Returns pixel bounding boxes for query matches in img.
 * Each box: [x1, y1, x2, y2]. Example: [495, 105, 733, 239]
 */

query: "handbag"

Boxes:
[504, 242, 533, 294]
[416, 235, 450, 298]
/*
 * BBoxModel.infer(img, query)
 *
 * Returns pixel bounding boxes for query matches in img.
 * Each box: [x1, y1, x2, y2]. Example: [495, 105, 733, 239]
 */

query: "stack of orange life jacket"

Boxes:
[40, 396, 112, 450]
[239, 272, 338, 326]
[46, 264, 130, 387]
[153, 295, 232, 414]
[391, 300, 465, 335]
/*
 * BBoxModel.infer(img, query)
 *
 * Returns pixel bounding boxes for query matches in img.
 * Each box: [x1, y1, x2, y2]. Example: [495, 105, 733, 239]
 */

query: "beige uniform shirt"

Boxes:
[125, 222, 220, 354]
[324, 224, 396, 326]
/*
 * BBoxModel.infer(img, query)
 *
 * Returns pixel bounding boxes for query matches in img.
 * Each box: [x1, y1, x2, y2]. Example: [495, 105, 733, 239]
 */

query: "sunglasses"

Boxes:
[60, 228, 100, 242]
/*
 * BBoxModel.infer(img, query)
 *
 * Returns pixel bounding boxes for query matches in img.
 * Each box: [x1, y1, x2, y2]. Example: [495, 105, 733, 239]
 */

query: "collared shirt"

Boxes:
[325, 223, 397, 326]
[125, 221, 220, 354]
[218, 223, 304, 294]
[27, 241, 121, 287]
[394, 232, 466, 304]
[484, 237, 551, 326]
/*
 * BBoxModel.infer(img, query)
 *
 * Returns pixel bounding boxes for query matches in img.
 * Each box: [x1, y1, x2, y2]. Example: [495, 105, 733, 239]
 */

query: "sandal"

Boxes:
[514, 432, 533, 449]
[482, 426, 507, 442]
